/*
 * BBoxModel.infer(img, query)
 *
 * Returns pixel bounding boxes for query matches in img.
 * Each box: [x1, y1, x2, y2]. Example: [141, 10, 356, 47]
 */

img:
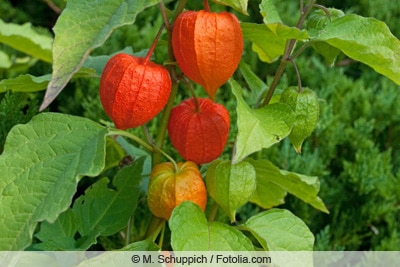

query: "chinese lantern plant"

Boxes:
[172, 0, 243, 99]
[167, 97, 230, 164]
[147, 161, 207, 221]
[99, 27, 172, 130]
[5, 0, 400, 254]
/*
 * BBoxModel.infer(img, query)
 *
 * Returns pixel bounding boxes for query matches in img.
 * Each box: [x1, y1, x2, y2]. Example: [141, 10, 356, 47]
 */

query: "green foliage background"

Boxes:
[0, 0, 399, 251]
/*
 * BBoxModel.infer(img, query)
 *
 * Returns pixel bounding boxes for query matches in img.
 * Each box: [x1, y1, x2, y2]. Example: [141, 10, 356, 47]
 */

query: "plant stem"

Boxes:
[261, 0, 316, 106]
[313, 4, 331, 17]
[182, 76, 200, 112]
[158, 221, 166, 248]
[144, 23, 165, 64]
[153, 145, 179, 172]
[158, 1, 170, 30]
[145, 216, 163, 241]
[261, 57, 288, 106]
[207, 201, 219, 222]
[288, 57, 303, 93]
[204, 0, 211, 12]
[141, 125, 153, 145]
[43, 0, 61, 14]
[152, 0, 186, 166]
[107, 129, 154, 152]
[171, 0, 187, 23]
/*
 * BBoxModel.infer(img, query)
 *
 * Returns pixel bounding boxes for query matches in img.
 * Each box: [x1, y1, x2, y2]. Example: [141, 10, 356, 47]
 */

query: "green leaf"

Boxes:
[314, 14, 400, 85]
[241, 1, 308, 63]
[73, 158, 144, 238]
[230, 79, 295, 163]
[0, 50, 12, 68]
[311, 42, 341, 66]
[0, 19, 52, 62]
[169, 201, 254, 251]
[280, 87, 319, 153]
[40, 0, 159, 111]
[244, 209, 314, 250]
[0, 113, 107, 250]
[250, 174, 287, 209]
[206, 160, 257, 222]
[34, 209, 78, 250]
[212, 0, 249, 15]
[247, 158, 329, 213]
[238, 61, 268, 107]
[0, 67, 97, 93]
[306, 8, 345, 65]
[0, 74, 51, 93]
[241, 23, 286, 63]
[260, 0, 308, 39]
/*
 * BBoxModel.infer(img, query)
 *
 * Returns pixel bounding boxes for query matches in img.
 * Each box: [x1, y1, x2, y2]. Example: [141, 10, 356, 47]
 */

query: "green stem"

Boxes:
[141, 125, 153, 145]
[207, 201, 219, 222]
[144, 23, 165, 64]
[152, 83, 178, 166]
[290, 42, 311, 60]
[171, 0, 187, 23]
[152, 0, 186, 167]
[158, 221, 166, 249]
[261, 57, 288, 106]
[261, 0, 317, 106]
[288, 57, 303, 93]
[153, 145, 179, 172]
[107, 129, 154, 152]
[313, 4, 331, 17]
[145, 216, 163, 241]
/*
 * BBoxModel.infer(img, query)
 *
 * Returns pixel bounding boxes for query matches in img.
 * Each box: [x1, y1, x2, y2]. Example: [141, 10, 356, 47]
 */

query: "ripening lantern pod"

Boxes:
[167, 97, 230, 164]
[172, 1, 243, 100]
[99, 29, 171, 130]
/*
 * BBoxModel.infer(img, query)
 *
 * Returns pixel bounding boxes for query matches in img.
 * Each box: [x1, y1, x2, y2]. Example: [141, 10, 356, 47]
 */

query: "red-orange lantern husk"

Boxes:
[172, 10, 243, 100]
[167, 98, 230, 164]
[100, 53, 171, 130]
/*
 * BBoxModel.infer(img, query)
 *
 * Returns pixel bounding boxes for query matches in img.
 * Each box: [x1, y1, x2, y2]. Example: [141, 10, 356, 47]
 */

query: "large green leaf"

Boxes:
[260, 0, 308, 40]
[244, 209, 314, 251]
[241, 23, 286, 63]
[212, 0, 248, 15]
[314, 14, 400, 85]
[39, 0, 159, 110]
[34, 159, 144, 250]
[73, 158, 144, 238]
[205, 160, 256, 222]
[0, 19, 52, 63]
[241, 0, 308, 63]
[230, 79, 295, 163]
[247, 158, 328, 213]
[169, 202, 254, 251]
[0, 113, 107, 250]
